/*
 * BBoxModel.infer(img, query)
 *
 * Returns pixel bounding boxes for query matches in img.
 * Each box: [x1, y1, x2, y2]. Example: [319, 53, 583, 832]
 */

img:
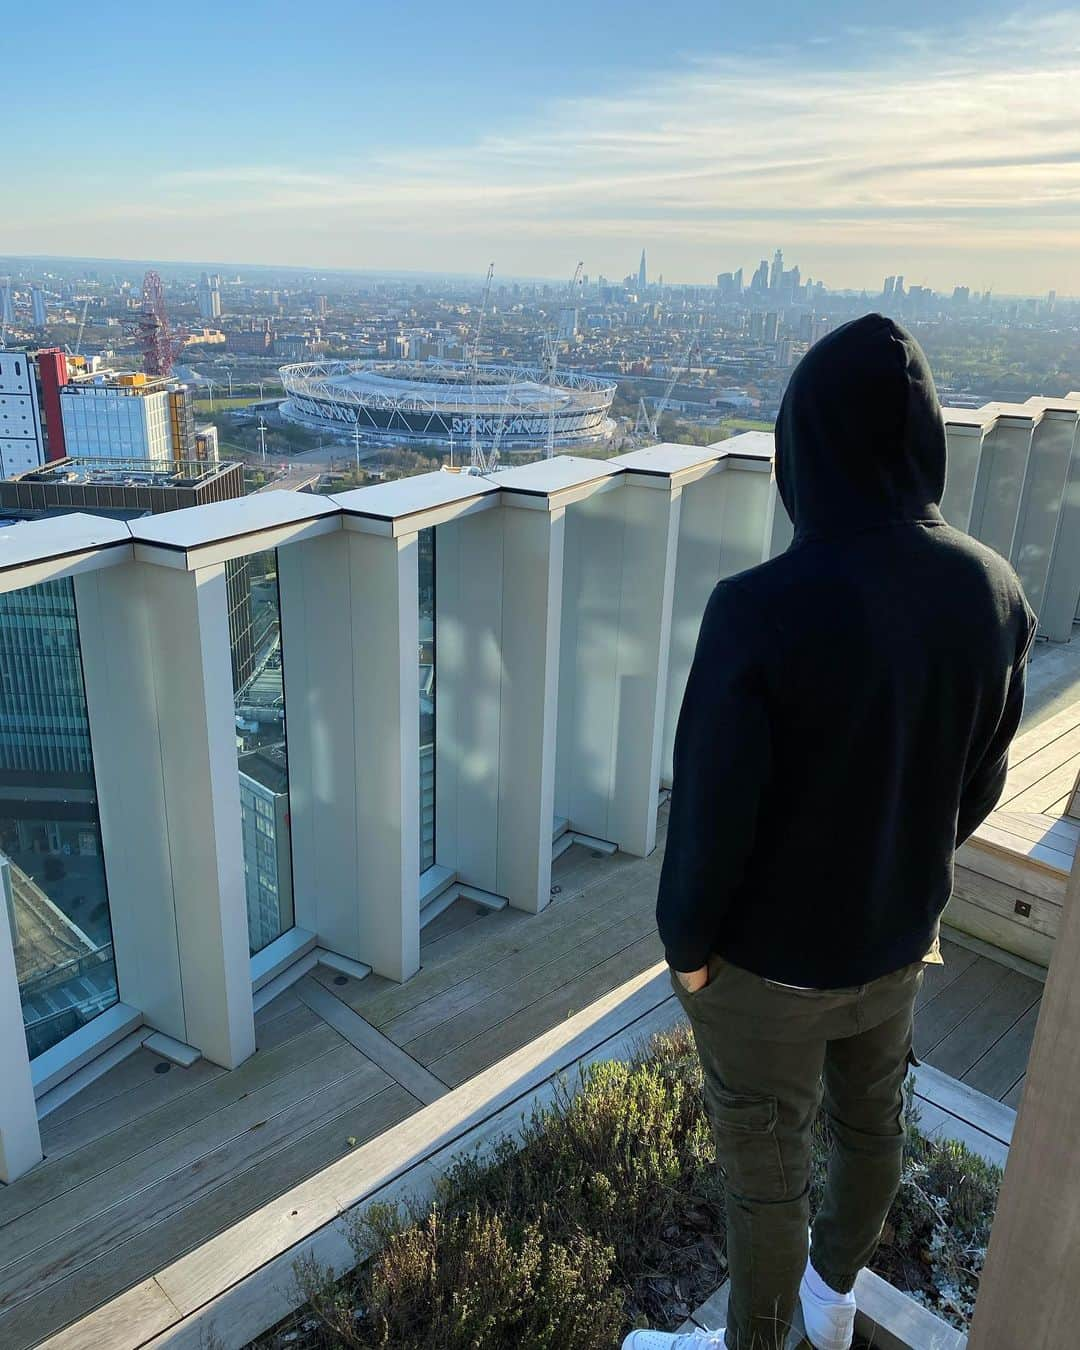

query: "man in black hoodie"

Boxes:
[624, 316, 1036, 1350]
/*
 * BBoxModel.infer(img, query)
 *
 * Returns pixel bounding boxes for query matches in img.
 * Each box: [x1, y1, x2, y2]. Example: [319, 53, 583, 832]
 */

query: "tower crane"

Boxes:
[543, 261, 584, 458]
[635, 338, 698, 442]
[469, 263, 495, 471]
[74, 298, 89, 357]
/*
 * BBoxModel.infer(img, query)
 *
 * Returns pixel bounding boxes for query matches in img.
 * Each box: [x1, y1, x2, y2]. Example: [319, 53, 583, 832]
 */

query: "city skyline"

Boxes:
[2, 2, 1078, 292]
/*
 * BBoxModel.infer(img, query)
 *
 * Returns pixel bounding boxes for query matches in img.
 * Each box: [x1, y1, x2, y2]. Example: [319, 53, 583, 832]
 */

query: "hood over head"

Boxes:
[774, 313, 946, 541]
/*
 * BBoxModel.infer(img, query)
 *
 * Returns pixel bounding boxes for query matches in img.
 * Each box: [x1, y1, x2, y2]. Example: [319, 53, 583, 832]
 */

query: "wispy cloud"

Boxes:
[9, 8, 1080, 287]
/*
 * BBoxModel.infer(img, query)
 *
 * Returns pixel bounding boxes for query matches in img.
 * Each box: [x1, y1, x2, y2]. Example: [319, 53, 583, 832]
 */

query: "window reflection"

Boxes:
[232, 550, 294, 954]
[419, 528, 435, 873]
[0, 579, 119, 1058]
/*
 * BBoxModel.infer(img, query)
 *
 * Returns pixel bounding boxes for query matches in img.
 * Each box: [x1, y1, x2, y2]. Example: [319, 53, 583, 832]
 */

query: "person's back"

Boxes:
[629, 315, 1035, 1350]
[656, 313, 1036, 988]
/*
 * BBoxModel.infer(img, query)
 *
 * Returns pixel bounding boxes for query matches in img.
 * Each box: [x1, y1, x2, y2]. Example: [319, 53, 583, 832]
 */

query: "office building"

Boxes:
[749, 310, 765, 340]
[60, 371, 195, 463]
[751, 259, 770, 293]
[30, 288, 47, 329]
[637, 249, 648, 292]
[0, 278, 13, 327]
[764, 311, 780, 342]
[770, 248, 784, 290]
[0, 351, 46, 476]
[237, 746, 294, 955]
[198, 273, 222, 320]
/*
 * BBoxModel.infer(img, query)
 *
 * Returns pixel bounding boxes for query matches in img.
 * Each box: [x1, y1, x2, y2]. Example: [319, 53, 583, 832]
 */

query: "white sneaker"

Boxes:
[798, 1268, 856, 1350]
[622, 1327, 726, 1349]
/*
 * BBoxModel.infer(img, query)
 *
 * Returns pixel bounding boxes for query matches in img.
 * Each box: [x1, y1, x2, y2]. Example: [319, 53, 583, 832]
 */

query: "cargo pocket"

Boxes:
[705, 1087, 787, 1201]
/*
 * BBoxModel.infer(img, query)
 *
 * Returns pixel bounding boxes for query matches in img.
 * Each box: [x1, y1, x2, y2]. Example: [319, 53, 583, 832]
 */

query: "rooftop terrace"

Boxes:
[0, 397, 1078, 1346]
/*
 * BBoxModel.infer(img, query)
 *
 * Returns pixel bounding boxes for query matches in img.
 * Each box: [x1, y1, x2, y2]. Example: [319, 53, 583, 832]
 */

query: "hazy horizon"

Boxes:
[4, 1, 1079, 294]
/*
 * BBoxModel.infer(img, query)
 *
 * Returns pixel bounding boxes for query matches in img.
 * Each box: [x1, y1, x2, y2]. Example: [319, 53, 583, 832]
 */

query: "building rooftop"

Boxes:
[5, 457, 237, 490]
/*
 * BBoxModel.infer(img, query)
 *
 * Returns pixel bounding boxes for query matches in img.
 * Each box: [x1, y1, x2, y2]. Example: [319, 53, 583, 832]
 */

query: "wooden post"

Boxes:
[967, 840, 1080, 1347]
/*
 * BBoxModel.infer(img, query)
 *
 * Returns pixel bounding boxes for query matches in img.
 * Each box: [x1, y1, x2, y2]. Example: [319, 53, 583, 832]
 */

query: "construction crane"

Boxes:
[542, 262, 584, 458]
[469, 263, 495, 471]
[73, 298, 89, 356]
[635, 339, 698, 442]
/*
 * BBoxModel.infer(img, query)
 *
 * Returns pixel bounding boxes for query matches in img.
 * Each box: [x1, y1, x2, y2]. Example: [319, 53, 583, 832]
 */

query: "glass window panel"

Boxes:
[231, 549, 295, 955]
[419, 528, 436, 873]
[0, 578, 119, 1060]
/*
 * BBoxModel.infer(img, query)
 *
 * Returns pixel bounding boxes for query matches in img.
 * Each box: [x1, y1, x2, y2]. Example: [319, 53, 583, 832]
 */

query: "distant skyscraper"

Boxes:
[894, 275, 905, 297]
[31, 288, 47, 329]
[764, 311, 780, 342]
[638, 249, 647, 292]
[751, 260, 770, 293]
[0, 278, 13, 327]
[749, 311, 765, 340]
[883, 276, 896, 297]
[770, 249, 784, 290]
[733, 267, 743, 292]
[197, 272, 222, 320]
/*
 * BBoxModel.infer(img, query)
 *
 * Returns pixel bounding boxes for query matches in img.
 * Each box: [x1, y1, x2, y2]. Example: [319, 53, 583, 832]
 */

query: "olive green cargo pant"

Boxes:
[673, 954, 924, 1350]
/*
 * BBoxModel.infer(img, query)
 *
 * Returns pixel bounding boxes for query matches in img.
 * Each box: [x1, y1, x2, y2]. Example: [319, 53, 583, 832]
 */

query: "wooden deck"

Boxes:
[0, 811, 1046, 1347]
[951, 695, 1080, 965]
[0, 837, 664, 1349]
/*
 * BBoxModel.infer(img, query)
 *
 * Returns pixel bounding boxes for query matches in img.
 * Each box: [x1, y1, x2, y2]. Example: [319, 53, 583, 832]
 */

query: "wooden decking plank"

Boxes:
[0, 1041, 376, 1273]
[1006, 701, 1080, 766]
[5, 1023, 347, 1229]
[963, 1002, 1042, 1101]
[1001, 750, 1080, 815]
[910, 1062, 1015, 1145]
[381, 872, 659, 1047]
[913, 938, 979, 1010]
[1003, 1075, 1026, 1109]
[993, 810, 1080, 848]
[295, 977, 449, 1104]
[420, 894, 488, 943]
[913, 954, 1011, 1055]
[976, 821, 1075, 873]
[429, 930, 666, 1085]
[33, 1047, 224, 1140]
[403, 904, 660, 1067]
[4, 1083, 417, 1350]
[347, 862, 659, 1029]
[253, 985, 303, 1027]
[0, 1054, 394, 1320]
[923, 969, 1042, 1081]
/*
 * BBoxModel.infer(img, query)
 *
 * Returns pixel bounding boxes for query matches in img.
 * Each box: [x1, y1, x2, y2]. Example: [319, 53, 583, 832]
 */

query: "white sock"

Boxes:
[804, 1255, 853, 1305]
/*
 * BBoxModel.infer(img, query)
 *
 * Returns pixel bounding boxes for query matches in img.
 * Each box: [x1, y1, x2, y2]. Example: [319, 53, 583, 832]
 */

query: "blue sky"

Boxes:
[4, 1, 1079, 291]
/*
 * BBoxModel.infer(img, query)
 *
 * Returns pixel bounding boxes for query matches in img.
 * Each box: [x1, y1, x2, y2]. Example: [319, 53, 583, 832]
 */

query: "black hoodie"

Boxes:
[656, 315, 1036, 987]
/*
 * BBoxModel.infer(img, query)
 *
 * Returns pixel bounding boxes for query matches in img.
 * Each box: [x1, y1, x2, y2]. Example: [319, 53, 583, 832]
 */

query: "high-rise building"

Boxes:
[0, 351, 46, 477]
[197, 273, 222, 320]
[60, 371, 195, 463]
[557, 308, 578, 341]
[31, 288, 47, 329]
[894, 275, 905, 297]
[749, 310, 766, 340]
[769, 248, 784, 291]
[751, 260, 770, 293]
[883, 276, 896, 297]
[316, 294, 328, 319]
[733, 267, 743, 293]
[638, 249, 648, 292]
[0, 278, 13, 328]
[764, 311, 780, 342]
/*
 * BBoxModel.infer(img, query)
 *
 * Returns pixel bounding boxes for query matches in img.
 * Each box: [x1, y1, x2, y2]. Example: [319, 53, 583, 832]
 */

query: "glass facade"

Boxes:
[0, 578, 119, 1059]
[419, 528, 436, 872]
[232, 550, 295, 955]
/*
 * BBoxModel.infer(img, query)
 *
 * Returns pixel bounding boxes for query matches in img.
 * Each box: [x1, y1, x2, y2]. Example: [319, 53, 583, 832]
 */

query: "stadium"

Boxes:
[278, 359, 617, 451]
